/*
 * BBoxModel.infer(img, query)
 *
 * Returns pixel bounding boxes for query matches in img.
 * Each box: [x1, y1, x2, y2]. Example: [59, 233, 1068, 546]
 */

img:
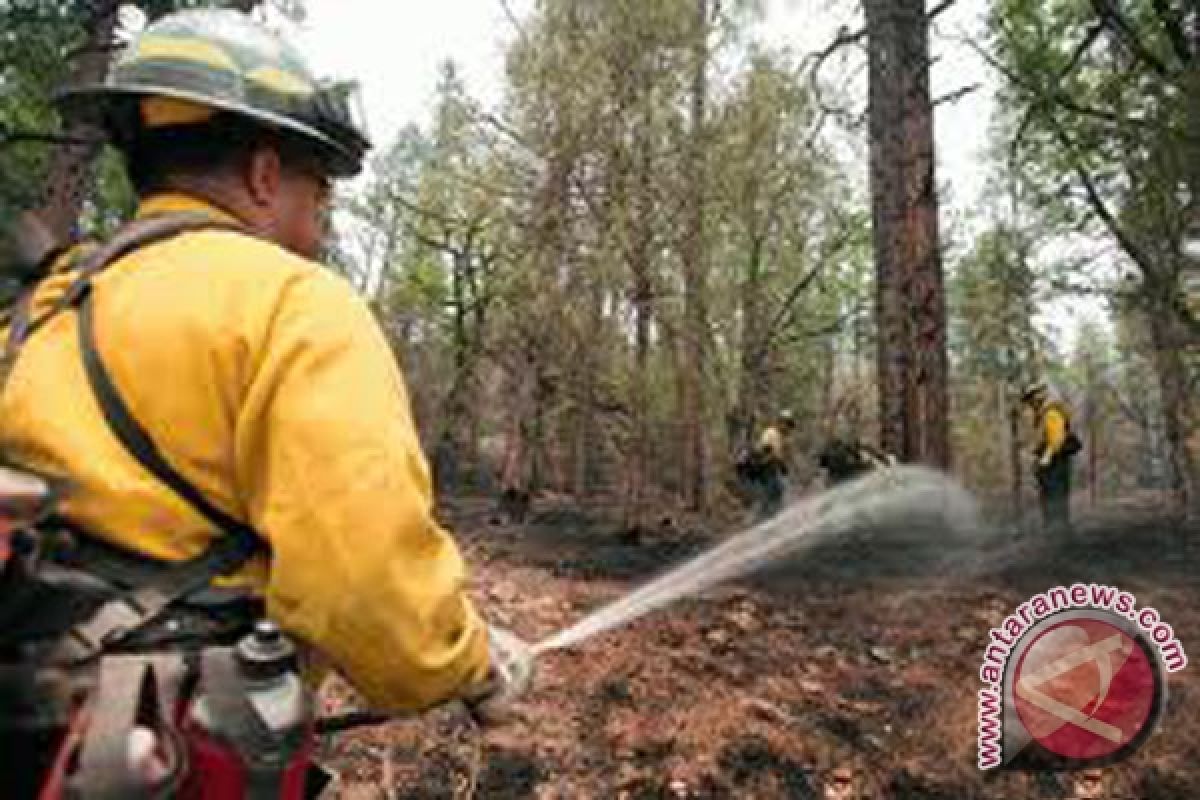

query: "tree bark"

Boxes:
[864, 0, 950, 467]
[1082, 355, 1099, 507]
[1006, 385, 1022, 521]
[1147, 298, 1197, 515]
[679, 0, 711, 510]
[627, 132, 654, 532]
[733, 232, 765, 451]
[33, 1, 119, 242]
[571, 277, 605, 500]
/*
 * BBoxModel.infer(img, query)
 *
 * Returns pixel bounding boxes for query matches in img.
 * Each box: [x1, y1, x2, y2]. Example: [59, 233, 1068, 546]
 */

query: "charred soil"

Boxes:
[323, 494, 1200, 799]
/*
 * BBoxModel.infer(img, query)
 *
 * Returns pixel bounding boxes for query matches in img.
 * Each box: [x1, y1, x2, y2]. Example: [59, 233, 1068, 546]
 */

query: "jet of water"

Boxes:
[532, 466, 979, 655]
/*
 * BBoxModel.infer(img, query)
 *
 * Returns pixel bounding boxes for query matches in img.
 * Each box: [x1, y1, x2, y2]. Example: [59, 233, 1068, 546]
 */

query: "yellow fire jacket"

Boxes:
[1035, 401, 1069, 463]
[0, 193, 489, 710]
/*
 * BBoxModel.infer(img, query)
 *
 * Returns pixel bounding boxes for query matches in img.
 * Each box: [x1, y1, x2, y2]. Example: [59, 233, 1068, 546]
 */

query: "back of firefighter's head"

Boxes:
[1021, 381, 1048, 408]
[54, 9, 371, 259]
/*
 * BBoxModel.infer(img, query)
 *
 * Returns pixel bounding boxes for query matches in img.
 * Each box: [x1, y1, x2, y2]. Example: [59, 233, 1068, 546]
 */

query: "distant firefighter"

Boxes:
[1021, 381, 1082, 533]
[479, 429, 533, 525]
[817, 437, 896, 486]
[736, 409, 797, 520]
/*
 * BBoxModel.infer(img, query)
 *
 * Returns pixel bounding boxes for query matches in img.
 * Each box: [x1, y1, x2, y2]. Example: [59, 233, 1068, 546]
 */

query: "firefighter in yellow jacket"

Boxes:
[1021, 381, 1081, 532]
[0, 9, 528, 726]
[753, 409, 796, 519]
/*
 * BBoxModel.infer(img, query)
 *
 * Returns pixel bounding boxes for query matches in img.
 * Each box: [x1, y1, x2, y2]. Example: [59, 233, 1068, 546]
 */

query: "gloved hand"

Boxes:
[1034, 463, 1050, 488]
[465, 625, 536, 725]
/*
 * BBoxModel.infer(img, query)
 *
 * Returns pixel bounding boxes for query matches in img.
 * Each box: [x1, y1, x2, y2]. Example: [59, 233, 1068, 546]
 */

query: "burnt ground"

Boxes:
[320, 492, 1200, 799]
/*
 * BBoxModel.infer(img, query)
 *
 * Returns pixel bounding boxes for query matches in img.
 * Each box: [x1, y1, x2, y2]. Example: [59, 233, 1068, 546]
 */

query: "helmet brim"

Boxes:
[57, 82, 368, 178]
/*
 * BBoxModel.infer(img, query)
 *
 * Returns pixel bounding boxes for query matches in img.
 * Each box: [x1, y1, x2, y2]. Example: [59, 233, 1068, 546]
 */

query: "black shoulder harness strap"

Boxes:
[15, 212, 265, 663]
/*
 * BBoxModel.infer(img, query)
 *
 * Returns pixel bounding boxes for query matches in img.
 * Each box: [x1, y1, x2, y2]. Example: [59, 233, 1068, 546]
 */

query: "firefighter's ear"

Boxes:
[245, 144, 284, 208]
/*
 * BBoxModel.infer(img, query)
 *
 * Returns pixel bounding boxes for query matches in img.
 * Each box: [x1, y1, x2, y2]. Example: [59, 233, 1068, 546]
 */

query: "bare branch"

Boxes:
[1150, 0, 1192, 65]
[1089, 0, 1170, 76]
[498, 0, 528, 41]
[0, 127, 101, 150]
[927, 0, 959, 22]
[751, 217, 860, 365]
[63, 38, 123, 61]
[804, 25, 868, 124]
[932, 83, 980, 107]
[1061, 21, 1108, 81]
[1045, 113, 1159, 283]
[959, 31, 1158, 136]
[1005, 22, 1103, 159]
[387, 191, 456, 232]
[778, 309, 857, 345]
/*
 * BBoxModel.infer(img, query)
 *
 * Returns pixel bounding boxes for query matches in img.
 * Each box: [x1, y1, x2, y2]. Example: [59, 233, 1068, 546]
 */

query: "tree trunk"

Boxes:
[1084, 356, 1098, 507]
[1147, 299, 1198, 515]
[679, 0, 711, 510]
[864, 0, 950, 467]
[438, 249, 473, 490]
[572, 279, 604, 500]
[33, 2, 119, 242]
[627, 138, 654, 533]
[1009, 388, 1022, 523]
[733, 233, 765, 452]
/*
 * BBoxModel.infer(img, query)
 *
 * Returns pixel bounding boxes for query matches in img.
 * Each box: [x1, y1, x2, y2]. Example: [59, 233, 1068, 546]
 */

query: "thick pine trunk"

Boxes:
[864, 0, 949, 467]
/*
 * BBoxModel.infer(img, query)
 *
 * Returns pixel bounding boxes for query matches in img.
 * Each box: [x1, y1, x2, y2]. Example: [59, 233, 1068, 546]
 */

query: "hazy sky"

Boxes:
[284, 0, 1098, 351]
[291, 0, 994, 208]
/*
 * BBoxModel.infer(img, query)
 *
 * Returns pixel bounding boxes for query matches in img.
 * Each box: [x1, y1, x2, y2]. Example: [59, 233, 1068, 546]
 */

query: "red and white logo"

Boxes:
[1013, 616, 1157, 763]
[976, 584, 1182, 770]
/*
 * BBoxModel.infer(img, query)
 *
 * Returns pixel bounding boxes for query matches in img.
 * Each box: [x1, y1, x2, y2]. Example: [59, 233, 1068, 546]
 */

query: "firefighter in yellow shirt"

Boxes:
[1021, 381, 1081, 532]
[753, 409, 796, 519]
[0, 13, 528, 788]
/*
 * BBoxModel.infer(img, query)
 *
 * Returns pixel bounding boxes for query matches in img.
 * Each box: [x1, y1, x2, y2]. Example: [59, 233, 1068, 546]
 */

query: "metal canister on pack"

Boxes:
[181, 620, 314, 799]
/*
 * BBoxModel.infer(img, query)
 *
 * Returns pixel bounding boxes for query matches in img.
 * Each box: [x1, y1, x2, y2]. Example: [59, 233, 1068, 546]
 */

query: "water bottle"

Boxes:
[180, 621, 314, 799]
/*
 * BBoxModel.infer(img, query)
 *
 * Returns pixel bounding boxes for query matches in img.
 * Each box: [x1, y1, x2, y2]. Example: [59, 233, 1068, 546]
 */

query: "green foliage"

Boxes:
[990, 0, 1194, 301]
[949, 225, 1041, 385]
[0, 2, 80, 216]
[948, 222, 1044, 492]
[0, 1, 304, 235]
[986, 0, 1198, 503]
[348, 0, 866, 500]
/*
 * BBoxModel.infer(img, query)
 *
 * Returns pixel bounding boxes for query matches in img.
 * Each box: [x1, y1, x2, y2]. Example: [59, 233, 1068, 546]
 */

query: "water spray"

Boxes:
[318, 467, 979, 736]
[532, 466, 979, 656]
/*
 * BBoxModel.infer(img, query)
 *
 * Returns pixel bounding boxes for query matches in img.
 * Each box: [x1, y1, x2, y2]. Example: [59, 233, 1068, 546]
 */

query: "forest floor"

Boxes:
[320, 488, 1200, 799]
